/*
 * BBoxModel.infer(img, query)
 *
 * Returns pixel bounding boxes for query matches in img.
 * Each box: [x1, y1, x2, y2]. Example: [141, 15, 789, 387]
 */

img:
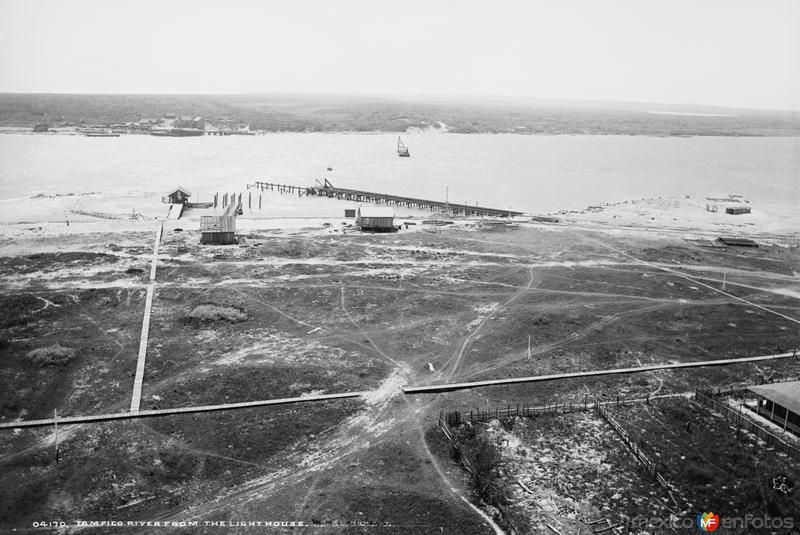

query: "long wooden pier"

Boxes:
[249, 179, 524, 217]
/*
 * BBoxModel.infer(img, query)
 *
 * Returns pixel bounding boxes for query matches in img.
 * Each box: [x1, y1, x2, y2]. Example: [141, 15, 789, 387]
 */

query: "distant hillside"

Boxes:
[0, 93, 798, 136]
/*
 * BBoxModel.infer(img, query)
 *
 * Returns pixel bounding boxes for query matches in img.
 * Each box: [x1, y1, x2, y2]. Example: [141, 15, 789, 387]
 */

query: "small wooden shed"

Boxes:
[357, 207, 395, 232]
[163, 186, 192, 205]
[200, 215, 236, 244]
[200, 201, 238, 245]
[725, 206, 751, 215]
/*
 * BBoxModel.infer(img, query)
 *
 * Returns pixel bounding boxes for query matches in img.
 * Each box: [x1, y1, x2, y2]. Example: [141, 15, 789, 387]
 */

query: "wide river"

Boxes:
[0, 133, 797, 214]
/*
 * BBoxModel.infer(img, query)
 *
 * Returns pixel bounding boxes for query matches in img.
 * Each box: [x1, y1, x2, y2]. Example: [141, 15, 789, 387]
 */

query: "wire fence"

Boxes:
[594, 401, 687, 511]
[440, 392, 689, 427]
[694, 390, 800, 459]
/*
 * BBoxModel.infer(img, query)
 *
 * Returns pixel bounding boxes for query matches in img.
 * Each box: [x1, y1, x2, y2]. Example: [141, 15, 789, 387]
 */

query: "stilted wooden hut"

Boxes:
[163, 186, 192, 205]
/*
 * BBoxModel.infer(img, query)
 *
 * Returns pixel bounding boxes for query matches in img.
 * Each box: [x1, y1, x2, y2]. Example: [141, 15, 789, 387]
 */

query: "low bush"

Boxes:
[186, 305, 247, 323]
[26, 344, 76, 366]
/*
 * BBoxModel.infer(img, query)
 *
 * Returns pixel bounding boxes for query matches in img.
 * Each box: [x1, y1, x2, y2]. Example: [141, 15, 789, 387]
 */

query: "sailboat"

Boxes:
[397, 136, 410, 157]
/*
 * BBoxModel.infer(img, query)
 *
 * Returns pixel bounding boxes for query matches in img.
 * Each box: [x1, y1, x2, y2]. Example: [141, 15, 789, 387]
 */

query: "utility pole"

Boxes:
[526, 332, 532, 361]
[54, 409, 59, 463]
[722, 272, 727, 292]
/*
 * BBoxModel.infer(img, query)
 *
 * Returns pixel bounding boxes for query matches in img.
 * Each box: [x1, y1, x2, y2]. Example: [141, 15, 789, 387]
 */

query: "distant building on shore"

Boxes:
[725, 206, 751, 215]
[205, 120, 254, 136]
[148, 114, 206, 136]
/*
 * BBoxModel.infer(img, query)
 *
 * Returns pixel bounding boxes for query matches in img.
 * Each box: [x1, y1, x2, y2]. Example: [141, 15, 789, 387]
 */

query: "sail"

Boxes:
[397, 136, 410, 157]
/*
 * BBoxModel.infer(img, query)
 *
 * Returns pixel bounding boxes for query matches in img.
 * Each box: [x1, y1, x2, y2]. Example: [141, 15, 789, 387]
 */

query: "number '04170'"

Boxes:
[33, 521, 68, 528]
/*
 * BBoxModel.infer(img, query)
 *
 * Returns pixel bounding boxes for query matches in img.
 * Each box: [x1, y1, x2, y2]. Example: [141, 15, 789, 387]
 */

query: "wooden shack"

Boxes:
[200, 215, 236, 244]
[200, 201, 238, 245]
[356, 206, 395, 232]
[725, 206, 751, 215]
[163, 186, 192, 205]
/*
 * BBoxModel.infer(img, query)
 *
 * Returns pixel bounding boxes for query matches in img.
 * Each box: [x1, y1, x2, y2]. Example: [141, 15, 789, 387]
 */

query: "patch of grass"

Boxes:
[185, 305, 247, 323]
[0, 294, 40, 328]
[609, 398, 800, 520]
[268, 239, 305, 258]
[26, 344, 76, 367]
[455, 425, 512, 507]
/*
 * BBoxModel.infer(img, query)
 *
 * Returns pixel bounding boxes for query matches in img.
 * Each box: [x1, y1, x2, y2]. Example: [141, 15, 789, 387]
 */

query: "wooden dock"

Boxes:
[248, 179, 524, 217]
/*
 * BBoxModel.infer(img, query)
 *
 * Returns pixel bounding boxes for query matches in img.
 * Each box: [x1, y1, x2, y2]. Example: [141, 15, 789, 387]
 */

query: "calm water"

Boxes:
[0, 133, 797, 213]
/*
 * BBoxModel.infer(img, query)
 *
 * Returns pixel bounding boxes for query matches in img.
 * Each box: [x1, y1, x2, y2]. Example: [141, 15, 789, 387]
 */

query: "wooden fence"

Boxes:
[702, 375, 800, 398]
[440, 397, 688, 513]
[694, 390, 800, 459]
[594, 401, 686, 511]
[437, 415, 474, 476]
[442, 401, 587, 427]
[441, 393, 687, 427]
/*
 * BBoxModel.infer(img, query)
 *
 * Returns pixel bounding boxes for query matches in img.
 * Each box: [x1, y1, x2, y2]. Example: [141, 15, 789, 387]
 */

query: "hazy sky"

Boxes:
[0, 0, 798, 110]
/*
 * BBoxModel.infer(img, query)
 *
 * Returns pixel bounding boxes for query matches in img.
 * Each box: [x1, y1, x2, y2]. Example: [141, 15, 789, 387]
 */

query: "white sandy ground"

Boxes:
[555, 195, 799, 238]
[0, 189, 797, 258]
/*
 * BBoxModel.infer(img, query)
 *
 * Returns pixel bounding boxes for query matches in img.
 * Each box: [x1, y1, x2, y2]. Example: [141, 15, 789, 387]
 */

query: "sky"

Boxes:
[0, 0, 798, 110]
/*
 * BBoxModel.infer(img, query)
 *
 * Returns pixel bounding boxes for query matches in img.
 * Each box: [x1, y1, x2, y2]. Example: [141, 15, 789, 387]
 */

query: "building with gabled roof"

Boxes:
[163, 186, 192, 204]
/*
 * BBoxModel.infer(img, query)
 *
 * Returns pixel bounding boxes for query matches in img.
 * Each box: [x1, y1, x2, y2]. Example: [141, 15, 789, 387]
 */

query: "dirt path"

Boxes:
[604, 244, 800, 326]
[460, 301, 674, 380]
[416, 422, 506, 535]
[440, 266, 537, 382]
[339, 283, 403, 368]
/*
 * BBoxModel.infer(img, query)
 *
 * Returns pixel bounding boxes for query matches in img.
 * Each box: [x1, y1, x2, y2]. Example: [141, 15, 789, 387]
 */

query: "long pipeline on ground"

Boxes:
[404, 352, 799, 394]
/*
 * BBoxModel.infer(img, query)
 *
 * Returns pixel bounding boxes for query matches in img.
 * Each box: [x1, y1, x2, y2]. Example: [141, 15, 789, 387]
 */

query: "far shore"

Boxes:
[1, 127, 798, 138]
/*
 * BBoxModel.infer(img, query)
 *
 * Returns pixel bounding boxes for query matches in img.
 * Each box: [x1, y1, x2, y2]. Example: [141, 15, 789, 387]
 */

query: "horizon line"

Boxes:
[0, 90, 796, 114]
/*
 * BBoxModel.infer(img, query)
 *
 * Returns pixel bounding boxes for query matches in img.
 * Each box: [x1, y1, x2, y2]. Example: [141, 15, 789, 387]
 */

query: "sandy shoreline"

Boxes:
[1, 187, 796, 248]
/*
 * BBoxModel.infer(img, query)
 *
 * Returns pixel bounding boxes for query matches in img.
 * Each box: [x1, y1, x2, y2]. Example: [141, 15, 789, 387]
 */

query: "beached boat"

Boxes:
[151, 127, 205, 137]
[83, 128, 120, 137]
[397, 137, 410, 157]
